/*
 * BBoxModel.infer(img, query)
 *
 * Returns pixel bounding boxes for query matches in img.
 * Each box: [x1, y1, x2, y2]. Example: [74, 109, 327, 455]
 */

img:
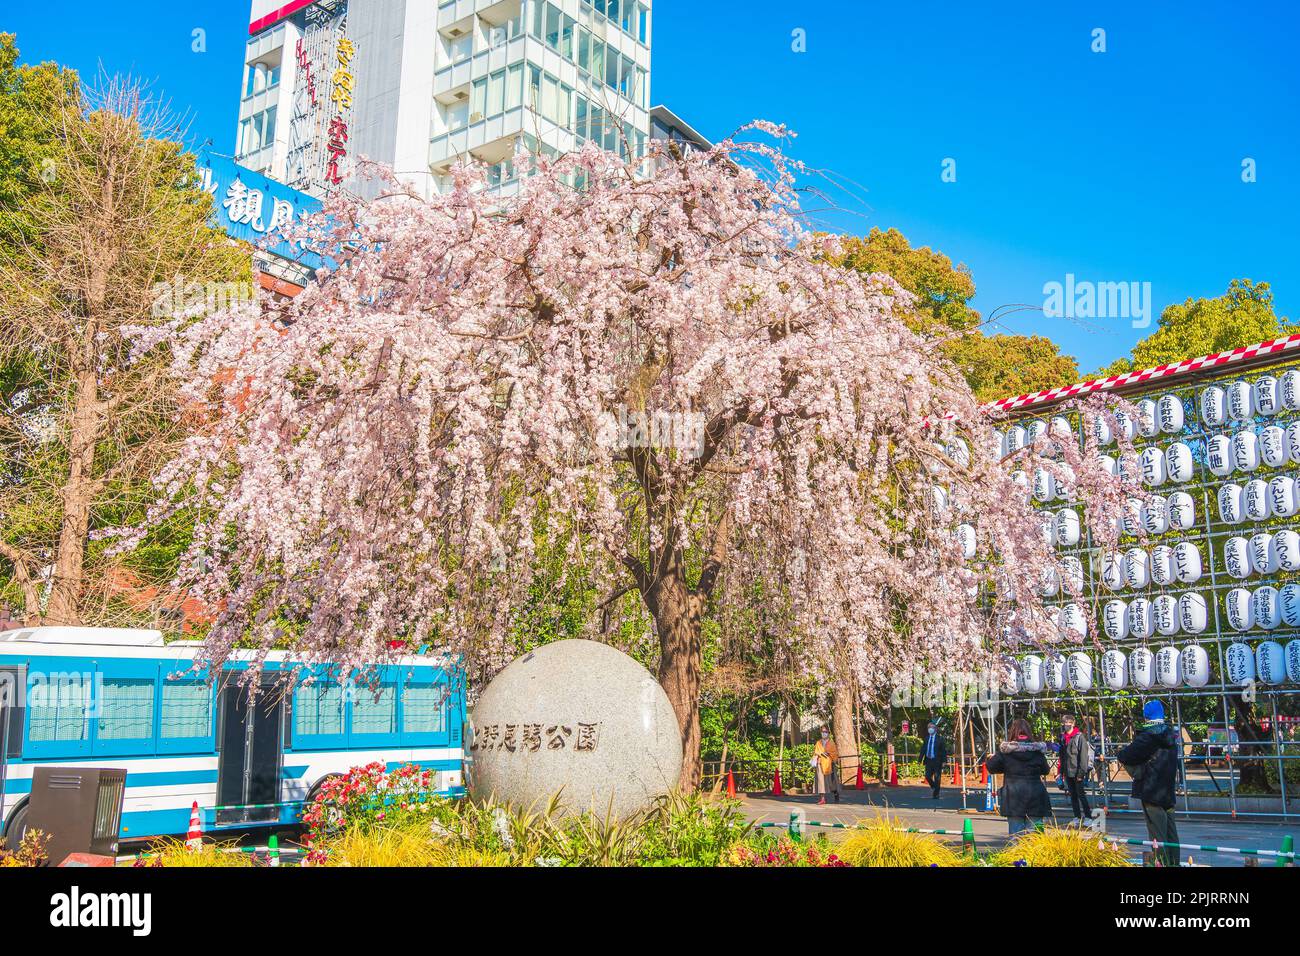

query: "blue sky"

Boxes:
[4, 1, 1297, 376]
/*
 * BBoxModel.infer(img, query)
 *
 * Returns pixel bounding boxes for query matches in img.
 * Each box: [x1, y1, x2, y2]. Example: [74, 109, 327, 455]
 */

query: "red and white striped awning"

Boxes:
[983, 333, 1300, 416]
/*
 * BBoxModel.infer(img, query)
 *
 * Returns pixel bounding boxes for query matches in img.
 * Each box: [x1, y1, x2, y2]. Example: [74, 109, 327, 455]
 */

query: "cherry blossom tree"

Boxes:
[144, 129, 1136, 788]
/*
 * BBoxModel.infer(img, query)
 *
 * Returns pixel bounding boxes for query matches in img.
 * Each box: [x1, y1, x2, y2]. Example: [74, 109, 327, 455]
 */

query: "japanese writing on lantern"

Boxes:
[471, 721, 601, 753]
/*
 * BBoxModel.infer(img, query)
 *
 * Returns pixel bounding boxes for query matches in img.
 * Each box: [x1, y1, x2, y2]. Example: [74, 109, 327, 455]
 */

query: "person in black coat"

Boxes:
[920, 721, 947, 799]
[1116, 699, 1180, 866]
[985, 717, 1052, 835]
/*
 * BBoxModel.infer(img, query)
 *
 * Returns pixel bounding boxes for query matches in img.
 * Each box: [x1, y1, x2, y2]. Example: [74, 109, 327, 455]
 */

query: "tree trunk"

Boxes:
[45, 367, 101, 625]
[832, 682, 857, 786]
[649, 573, 703, 792]
[1231, 696, 1272, 793]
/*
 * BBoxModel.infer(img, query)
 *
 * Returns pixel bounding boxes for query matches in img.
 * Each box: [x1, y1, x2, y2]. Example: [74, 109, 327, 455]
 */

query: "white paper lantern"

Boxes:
[1253, 586, 1281, 630]
[1254, 375, 1280, 416]
[990, 430, 1006, 460]
[1232, 430, 1260, 473]
[1032, 467, 1057, 503]
[1244, 479, 1272, 522]
[1123, 548, 1150, 589]
[946, 437, 971, 468]
[1059, 603, 1088, 640]
[1206, 434, 1233, 477]
[1282, 369, 1300, 411]
[1218, 483, 1244, 524]
[1281, 583, 1300, 627]
[1130, 647, 1156, 689]
[1096, 454, 1118, 478]
[1025, 420, 1047, 448]
[1224, 536, 1252, 579]
[1260, 425, 1288, 468]
[1134, 399, 1158, 438]
[1010, 469, 1029, 490]
[1158, 395, 1185, 433]
[1287, 421, 1300, 464]
[1153, 595, 1180, 636]
[1006, 425, 1026, 454]
[1021, 655, 1045, 694]
[1225, 642, 1256, 685]
[1275, 529, 1300, 572]
[1269, 476, 1298, 518]
[1164, 443, 1194, 483]
[1200, 386, 1226, 427]
[930, 487, 950, 518]
[1050, 416, 1073, 439]
[1178, 592, 1208, 634]
[1150, 545, 1176, 586]
[956, 523, 977, 560]
[1256, 641, 1286, 685]
[1285, 640, 1300, 684]
[1113, 410, 1136, 441]
[1040, 512, 1054, 546]
[1139, 446, 1167, 486]
[1067, 652, 1093, 691]
[1182, 645, 1211, 688]
[1155, 645, 1182, 687]
[1167, 491, 1196, 530]
[1142, 495, 1169, 535]
[1118, 452, 1141, 485]
[1100, 551, 1125, 591]
[1227, 380, 1255, 421]
[1045, 654, 1067, 692]
[1122, 498, 1143, 537]
[1128, 598, 1154, 640]
[1173, 542, 1203, 583]
[1249, 532, 1278, 575]
[1055, 508, 1080, 547]
[1039, 566, 1060, 598]
[1000, 659, 1022, 696]
[1102, 599, 1129, 640]
[1101, 649, 1128, 689]
[1225, 587, 1254, 631]
[1061, 556, 1084, 595]
[1089, 413, 1114, 446]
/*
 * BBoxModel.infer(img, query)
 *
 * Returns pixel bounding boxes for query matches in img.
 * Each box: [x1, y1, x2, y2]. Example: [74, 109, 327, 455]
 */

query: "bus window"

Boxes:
[95, 675, 157, 756]
[1, 667, 23, 758]
[26, 673, 91, 757]
[293, 683, 345, 749]
[401, 683, 448, 746]
[158, 680, 215, 754]
[351, 683, 398, 746]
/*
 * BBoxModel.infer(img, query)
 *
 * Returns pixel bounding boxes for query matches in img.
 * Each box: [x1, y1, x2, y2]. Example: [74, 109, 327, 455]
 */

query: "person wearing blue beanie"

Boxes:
[1118, 699, 1179, 865]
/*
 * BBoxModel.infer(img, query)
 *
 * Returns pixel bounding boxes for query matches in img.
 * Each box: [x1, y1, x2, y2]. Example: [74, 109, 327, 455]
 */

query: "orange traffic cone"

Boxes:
[772, 768, 784, 796]
[726, 770, 737, 798]
[186, 801, 203, 851]
[980, 761, 988, 786]
[855, 763, 865, 790]
[951, 763, 960, 785]
[887, 760, 899, 787]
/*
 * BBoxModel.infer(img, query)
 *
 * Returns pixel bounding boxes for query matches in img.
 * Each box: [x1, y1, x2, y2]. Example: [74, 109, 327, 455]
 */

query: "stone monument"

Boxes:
[467, 639, 683, 818]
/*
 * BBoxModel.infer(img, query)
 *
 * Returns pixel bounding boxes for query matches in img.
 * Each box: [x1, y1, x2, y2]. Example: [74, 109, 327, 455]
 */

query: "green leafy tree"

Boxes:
[1093, 279, 1293, 378]
[832, 228, 1079, 402]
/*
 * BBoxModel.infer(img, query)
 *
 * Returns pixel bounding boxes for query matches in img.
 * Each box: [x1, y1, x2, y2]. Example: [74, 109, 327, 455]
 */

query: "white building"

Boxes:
[236, 0, 653, 198]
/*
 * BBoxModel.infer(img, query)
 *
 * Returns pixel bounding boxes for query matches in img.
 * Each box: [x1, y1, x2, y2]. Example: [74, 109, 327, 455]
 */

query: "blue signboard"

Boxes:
[196, 152, 324, 271]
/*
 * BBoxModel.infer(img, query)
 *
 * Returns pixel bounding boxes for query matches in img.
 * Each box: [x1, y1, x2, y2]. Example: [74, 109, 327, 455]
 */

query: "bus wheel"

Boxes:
[3, 800, 29, 853]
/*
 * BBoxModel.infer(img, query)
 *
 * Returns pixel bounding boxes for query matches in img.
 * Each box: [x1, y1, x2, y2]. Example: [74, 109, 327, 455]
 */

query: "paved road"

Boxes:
[738, 783, 1297, 866]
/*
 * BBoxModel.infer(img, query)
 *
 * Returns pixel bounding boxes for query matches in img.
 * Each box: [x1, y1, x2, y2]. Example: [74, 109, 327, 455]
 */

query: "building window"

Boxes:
[239, 106, 278, 156]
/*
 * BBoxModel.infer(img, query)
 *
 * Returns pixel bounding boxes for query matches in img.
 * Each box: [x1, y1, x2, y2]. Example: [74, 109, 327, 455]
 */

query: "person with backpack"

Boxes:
[1058, 714, 1094, 825]
[985, 717, 1052, 835]
[1116, 700, 1180, 866]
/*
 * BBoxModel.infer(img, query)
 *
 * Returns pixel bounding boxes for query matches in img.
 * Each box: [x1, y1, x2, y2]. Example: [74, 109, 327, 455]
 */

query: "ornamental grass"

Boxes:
[989, 827, 1134, 867]
[835, 817, 965, 868]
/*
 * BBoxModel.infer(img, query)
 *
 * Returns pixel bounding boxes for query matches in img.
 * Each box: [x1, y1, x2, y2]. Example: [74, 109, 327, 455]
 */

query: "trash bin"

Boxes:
[25, 767, 127, 866]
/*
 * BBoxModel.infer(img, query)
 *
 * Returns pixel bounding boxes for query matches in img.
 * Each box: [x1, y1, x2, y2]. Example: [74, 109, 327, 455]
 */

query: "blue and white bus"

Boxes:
[0, 627, 465, 851]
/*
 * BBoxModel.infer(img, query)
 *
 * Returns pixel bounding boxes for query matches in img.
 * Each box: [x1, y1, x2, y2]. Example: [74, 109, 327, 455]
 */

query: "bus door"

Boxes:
[0, 665, 24, 827]
[216, 679, 283, 826]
